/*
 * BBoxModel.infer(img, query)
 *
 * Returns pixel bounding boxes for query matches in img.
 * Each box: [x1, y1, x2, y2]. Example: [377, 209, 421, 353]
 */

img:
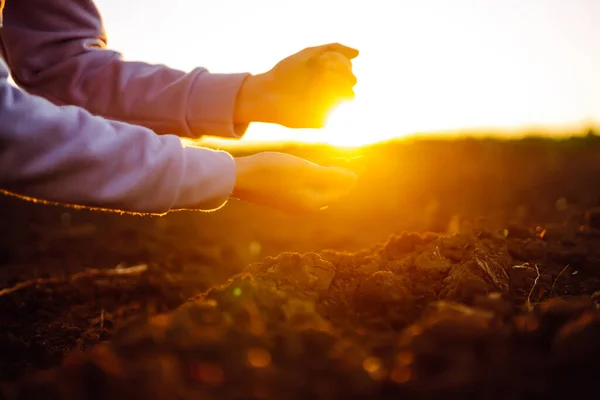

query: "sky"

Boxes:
[95, 0, 600, 146]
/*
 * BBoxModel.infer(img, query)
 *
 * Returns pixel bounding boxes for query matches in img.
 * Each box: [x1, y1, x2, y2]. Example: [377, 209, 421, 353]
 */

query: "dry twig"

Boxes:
[0, 264, 148, 298]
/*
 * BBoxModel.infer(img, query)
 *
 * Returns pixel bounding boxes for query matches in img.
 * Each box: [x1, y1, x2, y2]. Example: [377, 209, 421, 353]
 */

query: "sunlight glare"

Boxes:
[322, 101, 403, 147]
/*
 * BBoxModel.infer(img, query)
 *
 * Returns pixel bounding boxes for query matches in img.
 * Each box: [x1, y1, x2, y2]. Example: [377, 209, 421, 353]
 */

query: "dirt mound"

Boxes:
[7, 219, 600, 399]
[0, 265, 204, 381]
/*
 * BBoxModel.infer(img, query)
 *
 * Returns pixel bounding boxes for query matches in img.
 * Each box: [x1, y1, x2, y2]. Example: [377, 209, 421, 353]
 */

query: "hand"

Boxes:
[235, 43, 359, 128]
[232, 152, 357, 214]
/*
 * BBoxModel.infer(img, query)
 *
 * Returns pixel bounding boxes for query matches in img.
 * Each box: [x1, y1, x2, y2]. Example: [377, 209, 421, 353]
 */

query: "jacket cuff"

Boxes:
[185, 69, 250, 139]
[172, 145, 236, 211]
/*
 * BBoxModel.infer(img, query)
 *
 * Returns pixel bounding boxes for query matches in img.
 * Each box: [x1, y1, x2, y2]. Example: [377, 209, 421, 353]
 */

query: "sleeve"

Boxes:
[0, 59, 237, 214]
[0, 0, 249, 139]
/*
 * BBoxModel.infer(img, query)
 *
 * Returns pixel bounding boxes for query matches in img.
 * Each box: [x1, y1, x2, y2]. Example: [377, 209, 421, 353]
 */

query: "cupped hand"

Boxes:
[235, 43, 359, 129]
[232, 152, 357, 214]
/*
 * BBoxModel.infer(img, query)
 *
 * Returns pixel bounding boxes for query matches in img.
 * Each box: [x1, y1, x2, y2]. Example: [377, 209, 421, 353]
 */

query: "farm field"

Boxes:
[2, 134, 600, 399]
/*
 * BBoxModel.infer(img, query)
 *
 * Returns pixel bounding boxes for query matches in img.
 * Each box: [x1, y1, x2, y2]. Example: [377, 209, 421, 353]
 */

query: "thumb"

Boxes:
[303, 168, 358, 210]
[307, 43, 359, 59]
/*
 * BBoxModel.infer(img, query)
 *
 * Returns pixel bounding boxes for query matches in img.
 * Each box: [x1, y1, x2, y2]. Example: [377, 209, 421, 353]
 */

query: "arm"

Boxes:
[0, 0, 249, 139]
[0, 59, 236, 214]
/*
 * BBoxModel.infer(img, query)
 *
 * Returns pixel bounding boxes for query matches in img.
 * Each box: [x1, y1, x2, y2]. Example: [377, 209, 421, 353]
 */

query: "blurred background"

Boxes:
[95, 0, 600, 145]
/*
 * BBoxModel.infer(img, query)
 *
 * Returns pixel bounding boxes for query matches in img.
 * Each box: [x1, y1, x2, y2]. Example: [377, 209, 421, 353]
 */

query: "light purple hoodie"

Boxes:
[0, 0, 249, 214]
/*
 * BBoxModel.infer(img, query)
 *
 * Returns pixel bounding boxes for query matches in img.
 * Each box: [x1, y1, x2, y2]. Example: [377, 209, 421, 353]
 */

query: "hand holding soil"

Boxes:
[232, 152, 357, 213]
[234, 43, 359, 128]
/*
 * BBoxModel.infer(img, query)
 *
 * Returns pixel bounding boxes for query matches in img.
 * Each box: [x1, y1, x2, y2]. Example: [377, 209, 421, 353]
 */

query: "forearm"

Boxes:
[0, 60, 236, 214]
[0, 0, 249, 139]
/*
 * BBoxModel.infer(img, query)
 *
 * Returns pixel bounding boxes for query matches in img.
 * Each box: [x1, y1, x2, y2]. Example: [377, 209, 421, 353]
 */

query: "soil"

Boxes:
[1, 135, 600, 399]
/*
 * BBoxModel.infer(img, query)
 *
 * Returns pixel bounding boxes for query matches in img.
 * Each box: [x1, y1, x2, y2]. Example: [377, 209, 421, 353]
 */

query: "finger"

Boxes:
[310, 43, 359, 59]
[307, 53, 357, 92]
[300, 180, 357, 211]
[311, 65, 356, 93]
[317, 72, 356, 100]
[312, 166, 358, 190]
[276, 166, 357, 213]
[319, 51, 353, 68]
[329, 167, 358, 189]
[317, 52, 358, 86]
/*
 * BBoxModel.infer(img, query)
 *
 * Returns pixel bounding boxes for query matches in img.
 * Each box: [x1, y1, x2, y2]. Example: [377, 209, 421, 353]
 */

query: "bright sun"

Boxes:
[322, 102, 386, 147]
[300, 99, 411, 147]
[320, 96, 430, 147]
[238, 99, 412, 148]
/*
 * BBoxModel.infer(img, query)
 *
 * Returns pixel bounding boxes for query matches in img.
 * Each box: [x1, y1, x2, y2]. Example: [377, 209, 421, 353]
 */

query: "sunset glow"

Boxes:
[95, 0, 600, 147]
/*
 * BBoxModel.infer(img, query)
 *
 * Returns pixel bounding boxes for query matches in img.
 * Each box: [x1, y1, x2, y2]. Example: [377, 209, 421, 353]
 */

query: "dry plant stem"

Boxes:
[0, 264, 148, 298]
[527, 263, 541, 307]
[550, 264, 570, 298]
[475, 255, 509, 292]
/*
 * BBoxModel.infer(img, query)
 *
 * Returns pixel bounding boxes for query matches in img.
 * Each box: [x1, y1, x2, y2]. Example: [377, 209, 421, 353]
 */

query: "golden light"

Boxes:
[362, 356, 385, 380]
[321, 101, 400, 147]
[362, 356, 382, 373]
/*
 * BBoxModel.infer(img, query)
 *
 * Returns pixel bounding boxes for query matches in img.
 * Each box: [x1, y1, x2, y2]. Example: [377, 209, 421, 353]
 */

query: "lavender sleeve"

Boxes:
[0, 0, 249, 139]
[0, 58, 237, 214]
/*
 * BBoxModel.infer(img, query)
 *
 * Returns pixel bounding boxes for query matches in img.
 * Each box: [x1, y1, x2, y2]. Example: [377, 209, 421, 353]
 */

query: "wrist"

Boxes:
[232, 153, 273, 200]
[232, 156, 254, 199]
[233, 73, 275, 124]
